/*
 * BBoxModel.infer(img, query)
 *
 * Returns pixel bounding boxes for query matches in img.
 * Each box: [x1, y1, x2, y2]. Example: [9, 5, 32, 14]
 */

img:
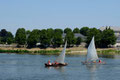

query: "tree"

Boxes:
[15, 28, 26, 46]
[0, 29, 8, 43]
[47, 28, 54, 45]
[6, 32, 14, 44]
[0, 34, 1, 44]
[7, 32, 14, 38]
[0, 29, 14, 44]
[52, 31, 63, 47]
[54, 29, 63, 34]
[26, 30, 31, 38]
[27, 33, 38, 48]
[40, 29, 51, 48]
[76, 37, 82, 46]
[86, 28, 102, 48]
[47, 28, 54, 38]
[64, 28, 72, 33]
[26, 30, 31, 44]
[100, 28, 117, 48]
[26, 30, 31, 35]
[80, 27, 89, 36]
[73, 27, 80, 33]
[65, 32, 76, 47]
[27, 29, 40, 48]
[0, 29, 7, 37]
[7, 38, 13, 44]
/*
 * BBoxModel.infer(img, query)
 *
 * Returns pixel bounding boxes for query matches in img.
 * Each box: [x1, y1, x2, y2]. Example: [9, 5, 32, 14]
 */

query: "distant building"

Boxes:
[100, 26, 120, 37]
[62, 33, 86, 40]
[62, 33, 86, 47]
[100, 26, 120, 47]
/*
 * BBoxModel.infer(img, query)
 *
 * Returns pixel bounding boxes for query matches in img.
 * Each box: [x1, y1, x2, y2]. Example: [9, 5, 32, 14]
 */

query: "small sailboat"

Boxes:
[45, 41, 68, 67]
[82, 36, 105, 64]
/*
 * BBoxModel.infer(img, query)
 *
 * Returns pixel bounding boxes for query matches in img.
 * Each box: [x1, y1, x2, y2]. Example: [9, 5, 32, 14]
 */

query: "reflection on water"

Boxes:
[86, 64, 100, 80]
[86, 64, 99, 72]
[45, 66, 67, 80]
[54, 67, 65, 72]
[45, 66, 65, 72]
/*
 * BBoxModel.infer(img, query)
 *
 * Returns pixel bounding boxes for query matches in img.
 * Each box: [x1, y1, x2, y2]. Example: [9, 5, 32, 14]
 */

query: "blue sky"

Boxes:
[0, 0, 120, 34]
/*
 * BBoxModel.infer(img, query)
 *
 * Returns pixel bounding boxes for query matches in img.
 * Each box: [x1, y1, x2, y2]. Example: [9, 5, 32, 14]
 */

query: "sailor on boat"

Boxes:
[47, 60, 52, 65]
[98, 59, 102, 63]
[54, 61, 59, 65]
[45, 41, 68, 67]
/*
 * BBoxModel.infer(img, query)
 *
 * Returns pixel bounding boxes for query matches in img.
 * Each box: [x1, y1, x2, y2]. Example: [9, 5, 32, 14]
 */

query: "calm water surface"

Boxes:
[0, 53, 120, 80]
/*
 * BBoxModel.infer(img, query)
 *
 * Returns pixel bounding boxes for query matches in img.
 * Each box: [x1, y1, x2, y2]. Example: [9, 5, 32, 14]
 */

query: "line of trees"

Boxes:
[0, 27, 117, 48]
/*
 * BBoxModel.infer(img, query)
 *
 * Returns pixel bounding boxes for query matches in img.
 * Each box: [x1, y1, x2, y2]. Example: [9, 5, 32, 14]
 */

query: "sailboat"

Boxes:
[45, 41, 68, 67]
[82, 36, 105, 64]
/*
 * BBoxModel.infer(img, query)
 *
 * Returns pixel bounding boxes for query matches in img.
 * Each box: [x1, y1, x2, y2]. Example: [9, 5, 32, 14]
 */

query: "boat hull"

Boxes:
[45, 63, 68, 67]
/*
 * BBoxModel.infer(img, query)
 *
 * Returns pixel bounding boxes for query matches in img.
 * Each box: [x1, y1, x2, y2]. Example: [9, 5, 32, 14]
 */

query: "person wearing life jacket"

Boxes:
[98, 60, 102, 63]
[92, 60, 96, 63]
[47, 60, 51, 65]
[54, 61, 59, 65]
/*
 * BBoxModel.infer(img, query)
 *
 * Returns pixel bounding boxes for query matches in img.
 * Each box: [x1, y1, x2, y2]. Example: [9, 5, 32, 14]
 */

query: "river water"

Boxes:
[0, 53, 120, 80]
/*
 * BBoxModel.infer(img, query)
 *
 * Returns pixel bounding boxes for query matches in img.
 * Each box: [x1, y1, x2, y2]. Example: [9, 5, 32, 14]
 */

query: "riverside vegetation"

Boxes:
[0, 26, 116, 48]
[0, 47, 120, 56]
[0, 26, 117, 56]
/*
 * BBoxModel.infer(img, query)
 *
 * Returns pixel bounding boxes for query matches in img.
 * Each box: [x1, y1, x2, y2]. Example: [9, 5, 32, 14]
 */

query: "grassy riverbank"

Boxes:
[0, 47, 119, 55]
[97, 49, 120, 55]
[0, 49, 71, 55]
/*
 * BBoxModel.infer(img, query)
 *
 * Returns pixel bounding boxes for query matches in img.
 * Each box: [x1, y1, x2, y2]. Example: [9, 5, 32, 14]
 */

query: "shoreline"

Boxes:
[0, 47, 120, 55]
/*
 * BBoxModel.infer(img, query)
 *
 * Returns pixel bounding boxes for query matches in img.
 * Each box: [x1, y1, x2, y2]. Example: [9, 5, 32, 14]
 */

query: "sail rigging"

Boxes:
[56, 41, 67, 63]
[86, 37, 98, 61]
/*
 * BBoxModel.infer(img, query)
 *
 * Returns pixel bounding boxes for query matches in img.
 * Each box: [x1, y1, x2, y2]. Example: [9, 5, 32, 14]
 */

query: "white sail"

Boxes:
[86, 37, 98, 61]
[56, 41, 67, 63]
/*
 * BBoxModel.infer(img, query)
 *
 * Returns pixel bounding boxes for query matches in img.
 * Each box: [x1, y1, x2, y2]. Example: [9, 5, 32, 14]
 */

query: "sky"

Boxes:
[0, 0, 120, 34]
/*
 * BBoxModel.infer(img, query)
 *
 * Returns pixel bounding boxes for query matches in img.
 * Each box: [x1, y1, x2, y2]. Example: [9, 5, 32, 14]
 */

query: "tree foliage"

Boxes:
[26, 30, 31, 38]
[76, 37, 82, 46]
[64, 28, 72, 33]
[80, 27, 89, 36]
[54, 29, 63, 34]
[0, 29, 14, 44]
[0, 26, 117, 48]
[40, 29, 51, 47]
[0, 29, 8, 43]
[47, 28, 54, 44]
[100, 28, 116, 47]
[73, 27, 79, 33]
[27, 29, 40, 48]
[15, 28, 26, 45]
[7, 32, 14, 44]
[65, 32, 76, 47]
[86, 27, 117, 48]
[86, 28, 102, 48]
[52, 31, 63, 47]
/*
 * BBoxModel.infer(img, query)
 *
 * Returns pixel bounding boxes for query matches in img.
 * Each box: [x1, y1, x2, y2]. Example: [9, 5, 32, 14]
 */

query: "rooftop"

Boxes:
[100, 26, 120, 32]
[62, 33, 85, 39]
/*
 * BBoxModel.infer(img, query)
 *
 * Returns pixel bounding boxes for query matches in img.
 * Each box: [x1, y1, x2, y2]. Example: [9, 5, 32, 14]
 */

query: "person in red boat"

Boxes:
[98, 60, 102, 63]
[54, 61, 59, 65]
[47, 60, 51, 65]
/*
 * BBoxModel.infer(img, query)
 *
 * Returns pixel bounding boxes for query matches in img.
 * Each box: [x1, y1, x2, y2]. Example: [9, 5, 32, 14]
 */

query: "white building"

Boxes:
[100, 26, 120, 37]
